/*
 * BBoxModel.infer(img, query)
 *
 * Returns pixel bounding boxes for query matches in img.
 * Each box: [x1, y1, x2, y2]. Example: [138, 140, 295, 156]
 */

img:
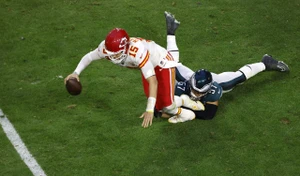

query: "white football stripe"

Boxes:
[0, 109, 47, 176]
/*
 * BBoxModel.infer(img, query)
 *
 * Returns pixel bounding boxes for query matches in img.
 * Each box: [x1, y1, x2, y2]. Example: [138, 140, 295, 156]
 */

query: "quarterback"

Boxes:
[65, 28, 196, 128]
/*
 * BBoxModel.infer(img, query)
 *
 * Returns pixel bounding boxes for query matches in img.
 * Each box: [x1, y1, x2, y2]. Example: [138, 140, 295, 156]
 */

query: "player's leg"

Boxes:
[213, 54, 289, 92]
[165, 11, 180, 36]
[261, 54, 289, 72]
[164, 11, 196, 81]
[155, 66, 195, 123]
[212, 62, 265, 92]
[237, 54, 289, 81]
[176, 64, 194, 81]
[165, 11, 180, 62]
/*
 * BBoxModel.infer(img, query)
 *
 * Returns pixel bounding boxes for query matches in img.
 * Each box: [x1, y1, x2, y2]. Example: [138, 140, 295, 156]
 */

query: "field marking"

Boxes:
[0, 109, 47, 176]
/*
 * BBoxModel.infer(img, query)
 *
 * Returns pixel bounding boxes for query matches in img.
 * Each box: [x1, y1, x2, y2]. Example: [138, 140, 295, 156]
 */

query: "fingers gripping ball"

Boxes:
[66, 78, 82, 95]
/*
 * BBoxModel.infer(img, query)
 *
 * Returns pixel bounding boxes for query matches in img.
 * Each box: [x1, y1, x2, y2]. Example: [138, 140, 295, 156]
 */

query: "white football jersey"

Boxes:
[74, 37, 179, 79]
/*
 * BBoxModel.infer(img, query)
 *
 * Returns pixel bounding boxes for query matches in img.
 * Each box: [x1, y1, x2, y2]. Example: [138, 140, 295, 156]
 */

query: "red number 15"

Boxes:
[129, 46, 138, 57]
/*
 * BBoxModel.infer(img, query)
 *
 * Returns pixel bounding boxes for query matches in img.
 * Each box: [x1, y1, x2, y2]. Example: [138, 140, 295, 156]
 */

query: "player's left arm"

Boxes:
[157, 101, 218, 120]
[193, 82, 222, 120]
[194, 101, 218, 120]
[138, 53, 158, 128]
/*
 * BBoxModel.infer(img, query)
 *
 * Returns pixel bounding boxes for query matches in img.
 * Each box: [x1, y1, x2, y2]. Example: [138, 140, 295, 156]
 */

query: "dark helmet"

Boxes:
[189, 69, 213, 96]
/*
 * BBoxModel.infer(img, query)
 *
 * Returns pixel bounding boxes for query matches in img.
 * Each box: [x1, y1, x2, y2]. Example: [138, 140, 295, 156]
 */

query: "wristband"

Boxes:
[146, 97, 156, 112]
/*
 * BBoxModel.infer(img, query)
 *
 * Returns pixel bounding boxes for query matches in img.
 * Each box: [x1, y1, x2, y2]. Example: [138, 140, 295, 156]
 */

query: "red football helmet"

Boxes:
[104, 28, 130, 64]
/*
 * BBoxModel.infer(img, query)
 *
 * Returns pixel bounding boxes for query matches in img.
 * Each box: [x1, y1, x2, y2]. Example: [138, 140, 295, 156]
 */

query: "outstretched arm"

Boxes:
[64, 48, 102, 83]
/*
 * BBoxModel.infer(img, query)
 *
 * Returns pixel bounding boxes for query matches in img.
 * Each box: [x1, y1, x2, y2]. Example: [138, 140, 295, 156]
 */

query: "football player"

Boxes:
[64, 27, 197, 128]
[159, 12, 290, 123]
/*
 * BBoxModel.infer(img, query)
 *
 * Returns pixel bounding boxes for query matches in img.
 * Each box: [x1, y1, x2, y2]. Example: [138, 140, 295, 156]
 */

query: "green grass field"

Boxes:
[1, 0, 300, 175]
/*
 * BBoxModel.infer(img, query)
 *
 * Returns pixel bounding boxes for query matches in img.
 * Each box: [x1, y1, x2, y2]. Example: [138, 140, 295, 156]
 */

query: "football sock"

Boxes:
[167, 35, 179, 62]
[239, 62, 266, 80]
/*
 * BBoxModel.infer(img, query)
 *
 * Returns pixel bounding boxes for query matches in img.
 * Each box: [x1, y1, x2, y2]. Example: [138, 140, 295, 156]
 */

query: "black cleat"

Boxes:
[261, 54, 290, 72]
[164, 11, 180, 35]
[154, 108, 162, 118]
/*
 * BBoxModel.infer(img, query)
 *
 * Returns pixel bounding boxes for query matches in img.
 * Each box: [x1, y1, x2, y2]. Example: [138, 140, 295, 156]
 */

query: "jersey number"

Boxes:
[209, 85, 218, 94]
[176, 82, 186, 91]
[129, 46, 138, 57]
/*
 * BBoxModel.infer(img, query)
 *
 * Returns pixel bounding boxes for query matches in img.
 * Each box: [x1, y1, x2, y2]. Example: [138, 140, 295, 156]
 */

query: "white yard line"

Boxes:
[0, 109, 47, 176]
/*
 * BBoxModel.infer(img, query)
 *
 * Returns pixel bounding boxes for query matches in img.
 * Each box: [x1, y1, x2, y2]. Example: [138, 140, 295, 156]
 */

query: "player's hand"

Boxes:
[64, 73, 80, 84]
[139, 111, 154, 128]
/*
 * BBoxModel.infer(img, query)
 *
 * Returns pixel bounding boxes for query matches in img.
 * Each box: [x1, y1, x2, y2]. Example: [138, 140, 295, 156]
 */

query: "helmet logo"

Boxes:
[119, 37, 128, 49]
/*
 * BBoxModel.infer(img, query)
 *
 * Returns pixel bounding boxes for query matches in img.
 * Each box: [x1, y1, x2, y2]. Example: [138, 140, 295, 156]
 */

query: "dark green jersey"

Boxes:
[175, 81, 223, 103]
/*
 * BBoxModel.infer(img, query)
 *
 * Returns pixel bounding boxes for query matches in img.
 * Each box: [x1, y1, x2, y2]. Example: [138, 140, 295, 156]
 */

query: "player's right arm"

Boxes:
[65, 41, 106, 83]
[64, 49, 99, 83]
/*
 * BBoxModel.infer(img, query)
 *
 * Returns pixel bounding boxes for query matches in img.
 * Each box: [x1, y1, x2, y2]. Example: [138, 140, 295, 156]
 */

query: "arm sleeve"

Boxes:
[194, 103, 218, 120]
[74, 48, 102, 75]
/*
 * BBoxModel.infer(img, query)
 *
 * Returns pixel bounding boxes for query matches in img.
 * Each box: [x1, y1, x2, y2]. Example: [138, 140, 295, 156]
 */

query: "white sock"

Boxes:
[239, 62, 266, 79]
[167, 35, 179, 62]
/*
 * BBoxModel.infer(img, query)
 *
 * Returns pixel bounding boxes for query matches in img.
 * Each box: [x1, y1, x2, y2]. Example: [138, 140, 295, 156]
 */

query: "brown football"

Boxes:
[66, 78, 82, 95]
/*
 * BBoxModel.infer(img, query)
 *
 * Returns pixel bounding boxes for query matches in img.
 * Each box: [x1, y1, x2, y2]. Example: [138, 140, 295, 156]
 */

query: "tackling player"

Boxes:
[158, 12, 290, 123]
[65, 28, 196, 128]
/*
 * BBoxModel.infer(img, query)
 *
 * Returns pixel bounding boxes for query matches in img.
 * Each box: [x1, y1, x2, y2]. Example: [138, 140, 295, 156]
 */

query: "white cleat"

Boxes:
[168, 108, 195, 124]
[168, 116, 184, 123]
[180, 94, 205, 111]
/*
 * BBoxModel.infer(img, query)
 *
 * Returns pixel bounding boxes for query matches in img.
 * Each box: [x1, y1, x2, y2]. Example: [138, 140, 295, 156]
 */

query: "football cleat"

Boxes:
[164, 11, 180, 35]
[168, 108, 195, 124]
[261, 54, 290, 72]
[180, 94, 205, 111]
[168, 115, 184, 123]
[154, 108, 162, 118]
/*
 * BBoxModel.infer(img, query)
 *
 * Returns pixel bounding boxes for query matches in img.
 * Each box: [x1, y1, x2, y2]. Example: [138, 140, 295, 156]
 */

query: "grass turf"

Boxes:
[1, 0, 300, 175]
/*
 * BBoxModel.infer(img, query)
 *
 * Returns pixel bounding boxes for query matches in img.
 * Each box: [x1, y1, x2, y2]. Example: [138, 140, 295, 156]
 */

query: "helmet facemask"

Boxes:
[190, 88, 209, 101]
[189, 70, 213, 101]
[106, 45, 128, 64]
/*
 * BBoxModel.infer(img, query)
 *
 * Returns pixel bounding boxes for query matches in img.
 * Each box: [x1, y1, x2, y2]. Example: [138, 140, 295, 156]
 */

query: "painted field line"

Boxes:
[0, 109, 47, 176]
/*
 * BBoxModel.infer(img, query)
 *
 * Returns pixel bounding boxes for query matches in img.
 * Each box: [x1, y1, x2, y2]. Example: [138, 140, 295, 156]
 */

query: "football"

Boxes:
[66, 78, 82, 95]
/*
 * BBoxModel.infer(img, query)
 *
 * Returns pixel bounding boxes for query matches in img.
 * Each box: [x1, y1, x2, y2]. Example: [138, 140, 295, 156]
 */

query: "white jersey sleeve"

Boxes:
[131, 40, 156, 79]
[140, 58, 156, 79]
[74, 40, 108, 75]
